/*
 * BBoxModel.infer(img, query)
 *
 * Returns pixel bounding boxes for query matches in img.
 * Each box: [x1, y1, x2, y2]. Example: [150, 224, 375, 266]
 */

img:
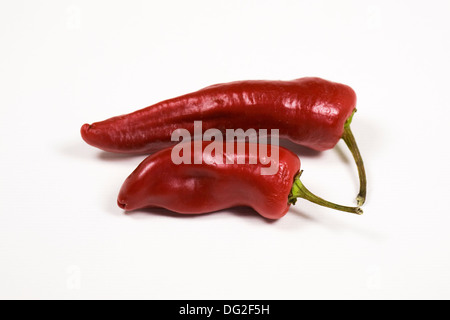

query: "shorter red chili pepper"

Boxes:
[117, 141, 362, 219]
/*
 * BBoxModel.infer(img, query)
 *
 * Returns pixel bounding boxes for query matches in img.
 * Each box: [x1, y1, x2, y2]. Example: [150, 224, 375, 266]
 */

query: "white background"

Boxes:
[1, 0, 449, 299]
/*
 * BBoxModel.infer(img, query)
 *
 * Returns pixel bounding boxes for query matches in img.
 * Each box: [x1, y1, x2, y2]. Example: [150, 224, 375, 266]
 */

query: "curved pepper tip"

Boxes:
[80, 123, 92, 141]
[117, 199, 127, 210]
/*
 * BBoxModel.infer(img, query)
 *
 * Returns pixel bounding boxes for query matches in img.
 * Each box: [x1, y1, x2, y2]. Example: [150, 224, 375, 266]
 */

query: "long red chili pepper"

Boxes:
[117, 141, 362, 219]
[81, 77, 366, 205]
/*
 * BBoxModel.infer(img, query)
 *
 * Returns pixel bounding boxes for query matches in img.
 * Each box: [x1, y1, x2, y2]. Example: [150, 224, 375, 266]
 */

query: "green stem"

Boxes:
[341, 110, 367, 206]
[288, 171, 363, 215]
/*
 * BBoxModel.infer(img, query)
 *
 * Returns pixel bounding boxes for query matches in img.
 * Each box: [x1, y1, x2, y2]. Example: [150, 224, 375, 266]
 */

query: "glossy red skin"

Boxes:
[117, 142, 300, 220]
[81, 77, 356, 154]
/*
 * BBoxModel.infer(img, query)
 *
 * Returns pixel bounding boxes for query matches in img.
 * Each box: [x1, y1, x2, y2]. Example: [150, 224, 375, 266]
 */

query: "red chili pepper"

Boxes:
[82, 77, 366, 205]
[117, 141, 362, 219]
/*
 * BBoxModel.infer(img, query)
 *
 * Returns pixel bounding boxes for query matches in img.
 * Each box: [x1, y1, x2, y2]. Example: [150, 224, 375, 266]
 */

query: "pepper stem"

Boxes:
[341, 110, 367, 206]
[288, 171, 363, 215]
